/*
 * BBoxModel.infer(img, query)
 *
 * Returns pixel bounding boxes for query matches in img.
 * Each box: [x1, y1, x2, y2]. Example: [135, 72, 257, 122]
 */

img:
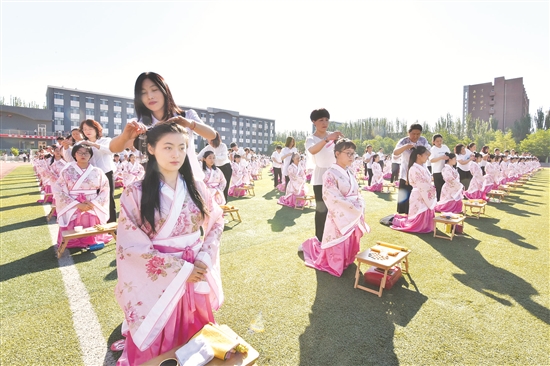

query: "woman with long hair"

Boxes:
[110, 72, 216, 181]
[434, 153, 464, 213]
[228, 154, 246, 197]
[202, 150, 227, 205]
[52, 144, 112, 249]
[198, 132, 232, 201]
[300, 139, 370, 277]
[363, 154, 384, 192]
[464, 153, 485, 200]
[114, 123, 223, 366]
[280, 136, 298, 187]
[391, 146, 436, 233]
[278, 153, 308, 208]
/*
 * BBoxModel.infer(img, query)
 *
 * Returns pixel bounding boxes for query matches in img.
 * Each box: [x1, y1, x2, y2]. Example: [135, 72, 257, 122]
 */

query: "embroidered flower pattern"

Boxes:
[142, 254, 170, 281]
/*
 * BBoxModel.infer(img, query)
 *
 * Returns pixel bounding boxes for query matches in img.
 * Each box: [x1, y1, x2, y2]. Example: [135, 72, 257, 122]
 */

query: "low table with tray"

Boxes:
[433, 213, 465, 241]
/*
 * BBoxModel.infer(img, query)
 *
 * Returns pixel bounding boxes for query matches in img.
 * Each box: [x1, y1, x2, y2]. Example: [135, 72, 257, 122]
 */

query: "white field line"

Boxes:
[40, 191, 116, 366]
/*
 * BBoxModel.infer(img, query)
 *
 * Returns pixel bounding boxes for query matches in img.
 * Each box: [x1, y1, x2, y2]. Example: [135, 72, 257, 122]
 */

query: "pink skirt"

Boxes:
[464, 190, 484, 200]
[228, 184, 246, 197]
[364, 183, 383, 192]
[302, 227, 362, 277]
[116, 286, 215, 366]
[383, 173, 391, 179]
[278, 194, 298, 208]
[276, 182, 286, 192]
[435, 199, 463, 214]
[37, 185, 53, 204]
[391, 209, 435, 233]
[57, 212, 113, 248]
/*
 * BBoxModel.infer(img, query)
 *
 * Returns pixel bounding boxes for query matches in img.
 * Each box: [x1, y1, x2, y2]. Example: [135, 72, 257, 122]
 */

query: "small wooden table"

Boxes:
[295, 195, 315, 210]
[354, 242, 411, 297]
[507, 182, 523, 188]
[57, 222, 117, 258]
[433, 214, 466, 241]
[222, 206, 242, 223]
[487, 190, 507, 203]
[382, 183, 396, 193]
[463, 200, 487, 219]
[142, 325, 259, 366]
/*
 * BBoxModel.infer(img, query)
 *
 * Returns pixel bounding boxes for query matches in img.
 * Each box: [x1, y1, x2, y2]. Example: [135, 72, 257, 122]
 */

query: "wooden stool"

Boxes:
[295, 195, 315, 210]
[433, 214, 466, 241]
[222, 206, 242, 223]
[487, 190, 507, 203]
[463, 200, 487, 219]
[58, 222, 118, 258]
[354, 241, 411, 297]
[382, 183, 396, 193]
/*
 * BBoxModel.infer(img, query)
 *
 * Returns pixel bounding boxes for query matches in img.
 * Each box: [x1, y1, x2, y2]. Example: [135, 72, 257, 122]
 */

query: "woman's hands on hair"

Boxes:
[123, 120, 148, 140]
[167, 116, 194, 129]
[327, 131, 344, 141]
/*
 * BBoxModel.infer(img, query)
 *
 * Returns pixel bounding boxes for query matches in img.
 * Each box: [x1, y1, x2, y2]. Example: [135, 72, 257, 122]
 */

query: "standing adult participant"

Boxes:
[271, 146, 283, 188]
[377, 148, 385, 171]
[455, 144, 475, 190]
[114, 123, 223, 366]
[305, 108, 343, 241]
[363, 145, 374, 186]
[390, 153, 401, 183]
[197, 132, 231, 202]
[393, 124, 431, 214]
[301, 138, 369, 277]
[429, 134, 450, 201]
[280, 137, 298, 187]
[109, 72, 216, 182]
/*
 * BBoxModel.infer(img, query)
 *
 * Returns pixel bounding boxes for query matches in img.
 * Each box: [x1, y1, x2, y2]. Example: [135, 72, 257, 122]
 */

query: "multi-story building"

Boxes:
[463, 76, 529, 131]
[45, 86, 275, 152]
[0, 105, 56, 151]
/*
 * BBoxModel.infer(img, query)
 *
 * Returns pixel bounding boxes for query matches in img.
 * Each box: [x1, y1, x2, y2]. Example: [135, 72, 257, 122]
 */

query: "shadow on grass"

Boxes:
[299, 262, 427, 366]
[466, 217, 536, 249]
[0, 201, 44, 212]
[0, 184, 39, 191]
[267, 205, 310, 232]
[1, 216, 46, 234]
[419, 236, 550, 325]
[0, 191, 40, 200]
[493, 202, 541, 217]
[262, 189, 280, 201]
[106, 323, 123, 364]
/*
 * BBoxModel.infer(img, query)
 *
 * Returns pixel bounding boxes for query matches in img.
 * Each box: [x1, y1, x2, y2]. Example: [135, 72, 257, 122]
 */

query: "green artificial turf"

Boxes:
[1, 165, 549, 365]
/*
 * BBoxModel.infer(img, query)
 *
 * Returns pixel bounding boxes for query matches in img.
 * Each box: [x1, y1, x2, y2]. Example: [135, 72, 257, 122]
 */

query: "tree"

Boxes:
[10, 147, 19, 156]
[489, 130, 516, 152]
[545, 110, 550, 130]
[533, 107, 545, 130]
[519, 129, 550, 160]
[512, 114, 532, 142]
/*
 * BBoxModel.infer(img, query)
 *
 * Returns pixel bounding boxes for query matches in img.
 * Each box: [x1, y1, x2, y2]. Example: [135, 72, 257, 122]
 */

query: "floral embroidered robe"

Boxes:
[278, 163, 308, 207]
[228, 161, 246, 197]
[435, 165, 464, 213]
[364, 161, 383, 191]
[115, 177, 224, 365]
[203, 167, 227, 205]
[52, 162, 111, 247]
[464, 161, 484, 199]
[123, 162, 145, 188]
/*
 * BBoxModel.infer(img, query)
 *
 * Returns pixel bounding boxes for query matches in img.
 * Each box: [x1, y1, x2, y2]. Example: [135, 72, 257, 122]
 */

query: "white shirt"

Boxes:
[198, 143, 231, 167]
[281, 146, 297, 176]
[430, 145, 451, 174]
[305, 134, 336, 186]
[394, 136, 431, 180]
[72, 137, 115, 173]
[363, 152, 373, 169]
[378, 151, 385, 161]
[271, 151, 283, 168]
[457, 150, 472, 171]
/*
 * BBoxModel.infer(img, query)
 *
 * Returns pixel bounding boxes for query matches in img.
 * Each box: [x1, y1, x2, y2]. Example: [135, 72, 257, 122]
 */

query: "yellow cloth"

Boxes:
[192, 323, 239, 360]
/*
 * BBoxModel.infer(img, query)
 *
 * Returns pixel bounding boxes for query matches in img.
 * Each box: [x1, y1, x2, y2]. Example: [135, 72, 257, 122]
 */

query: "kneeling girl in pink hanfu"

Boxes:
[278, 153, 308, 208]
[52, 144, 112, 248]
[301, 139, 370, 277]
[114, 123, 224, 366]
[228, 155, 246, 197]
[363, 154, 383, 192]
[434, 153, 464, 213]
[122, 154, 145, 188]
[392, 146, 436, 233]
[202, 150, 227, 205]
[464, 153, 485, 200]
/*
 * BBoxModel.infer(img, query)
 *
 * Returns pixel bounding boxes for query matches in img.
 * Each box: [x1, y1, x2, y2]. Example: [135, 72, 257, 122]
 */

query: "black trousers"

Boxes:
[273, 167, 282, 187]
[396, 178, 413, 214]
[433, 172, 444, 201]
[218, 163, 232, 203]
[313, 185, 327, 241]
[367, 168, 373, 186]
[105, 170, 116, 223]
[458, 168, 472, 190]
[391, 163, 400, 183]
[379, 161, 384, 171]
[481, 166, 486, 175]
[285, 175, 290, 187]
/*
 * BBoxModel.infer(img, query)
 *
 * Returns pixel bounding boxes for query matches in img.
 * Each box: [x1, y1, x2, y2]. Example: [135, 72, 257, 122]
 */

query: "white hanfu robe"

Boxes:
[123, 162, 145, 188]
[203, 167, 227, 205]
[114, 177, 224, 366]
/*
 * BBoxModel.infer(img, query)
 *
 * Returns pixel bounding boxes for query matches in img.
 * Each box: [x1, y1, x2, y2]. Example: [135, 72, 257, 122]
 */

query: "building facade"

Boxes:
[0, 105, 56, 151]
[463, 76, 529, 131]
[45, 86, 275, 152]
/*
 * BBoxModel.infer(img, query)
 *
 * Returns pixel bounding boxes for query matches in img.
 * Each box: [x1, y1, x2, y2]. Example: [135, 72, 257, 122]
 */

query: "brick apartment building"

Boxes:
[463, 76, 529, 131]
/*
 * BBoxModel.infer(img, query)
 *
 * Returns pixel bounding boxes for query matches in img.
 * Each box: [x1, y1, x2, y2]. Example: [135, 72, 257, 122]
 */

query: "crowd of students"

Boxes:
[30, 77, 541, 365]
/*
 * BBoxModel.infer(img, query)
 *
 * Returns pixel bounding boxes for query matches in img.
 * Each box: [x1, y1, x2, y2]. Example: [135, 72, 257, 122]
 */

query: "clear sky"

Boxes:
[1, 1, 549, 133]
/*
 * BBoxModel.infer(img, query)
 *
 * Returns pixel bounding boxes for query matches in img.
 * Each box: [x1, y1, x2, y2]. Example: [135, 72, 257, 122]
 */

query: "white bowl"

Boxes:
[74, 226, 83, 232]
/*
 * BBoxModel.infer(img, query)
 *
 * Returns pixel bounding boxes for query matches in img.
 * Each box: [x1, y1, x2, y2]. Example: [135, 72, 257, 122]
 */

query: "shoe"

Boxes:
[88, 242, 105, 251]
[297, 243, 303, 252]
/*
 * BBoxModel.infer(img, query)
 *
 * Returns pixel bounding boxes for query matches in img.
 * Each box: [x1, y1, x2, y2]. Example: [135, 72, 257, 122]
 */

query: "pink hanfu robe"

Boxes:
[392, 163, 436, 233]
[434, 165, 464, 213]
[464, 161, 485, 199]
[123, 162, 145, 188]
[364, 162, 383, 192]
[52, 162, 112, 248]
[115, 177, 224, 366]
[203, 166, 227, 205]
[36, 159, 54, 203]
[278, 163, 308, 208]
[228, 161, 246, 197]
[302, 164, 370, 277]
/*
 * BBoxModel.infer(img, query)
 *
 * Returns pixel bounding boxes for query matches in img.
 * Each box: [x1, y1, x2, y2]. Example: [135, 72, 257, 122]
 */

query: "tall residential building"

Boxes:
[45, 86, 275, 152]
[463, 76, 529, 131]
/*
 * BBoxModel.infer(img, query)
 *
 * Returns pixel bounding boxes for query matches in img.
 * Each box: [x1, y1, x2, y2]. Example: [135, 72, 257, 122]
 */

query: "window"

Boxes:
[115, 112, 122, 118]
[54, 106, 64, 112]
[221, 118, 226, 123]
[70, 95, 80, 101]
[70, 107, 79, 114]
[85, 108, 94, 116]
[54, 92, 64, 99]
[85, 97, 94, 103]
[55, 118, 64, 126]
[100, 99, 108, 105]
[114, 101, 122, 107]
[101, 111, 108, 117]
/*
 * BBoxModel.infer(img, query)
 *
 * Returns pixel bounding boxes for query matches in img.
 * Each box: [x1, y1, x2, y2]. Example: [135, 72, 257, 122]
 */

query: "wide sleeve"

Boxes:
[52, 168, 79, 219]
[94, 137, 113, 156]
[89, 169, 110, 217]
[442, 166, 454, 182]
[410, 165, 436, 210]
[322, 170, 364, 236]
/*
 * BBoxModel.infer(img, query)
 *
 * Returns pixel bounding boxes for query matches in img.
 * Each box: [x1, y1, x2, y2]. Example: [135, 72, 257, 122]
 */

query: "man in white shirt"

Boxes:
[429, 134, 450, 201]
[377, 148, 385, 171]
[363, 145, 373, 186]
[271, 146, 283, 188]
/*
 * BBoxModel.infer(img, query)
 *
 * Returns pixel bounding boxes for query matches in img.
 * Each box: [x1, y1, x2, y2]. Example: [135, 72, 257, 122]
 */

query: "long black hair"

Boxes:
[202, 150, 217, 170]
[140, 122, 206, 235]
[134, 72, 182, 124]
[407, 146, 429, 184]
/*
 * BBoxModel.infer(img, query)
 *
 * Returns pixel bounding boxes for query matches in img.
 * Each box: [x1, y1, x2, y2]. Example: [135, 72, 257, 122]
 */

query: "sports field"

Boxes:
[1, 165, 548, 365]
